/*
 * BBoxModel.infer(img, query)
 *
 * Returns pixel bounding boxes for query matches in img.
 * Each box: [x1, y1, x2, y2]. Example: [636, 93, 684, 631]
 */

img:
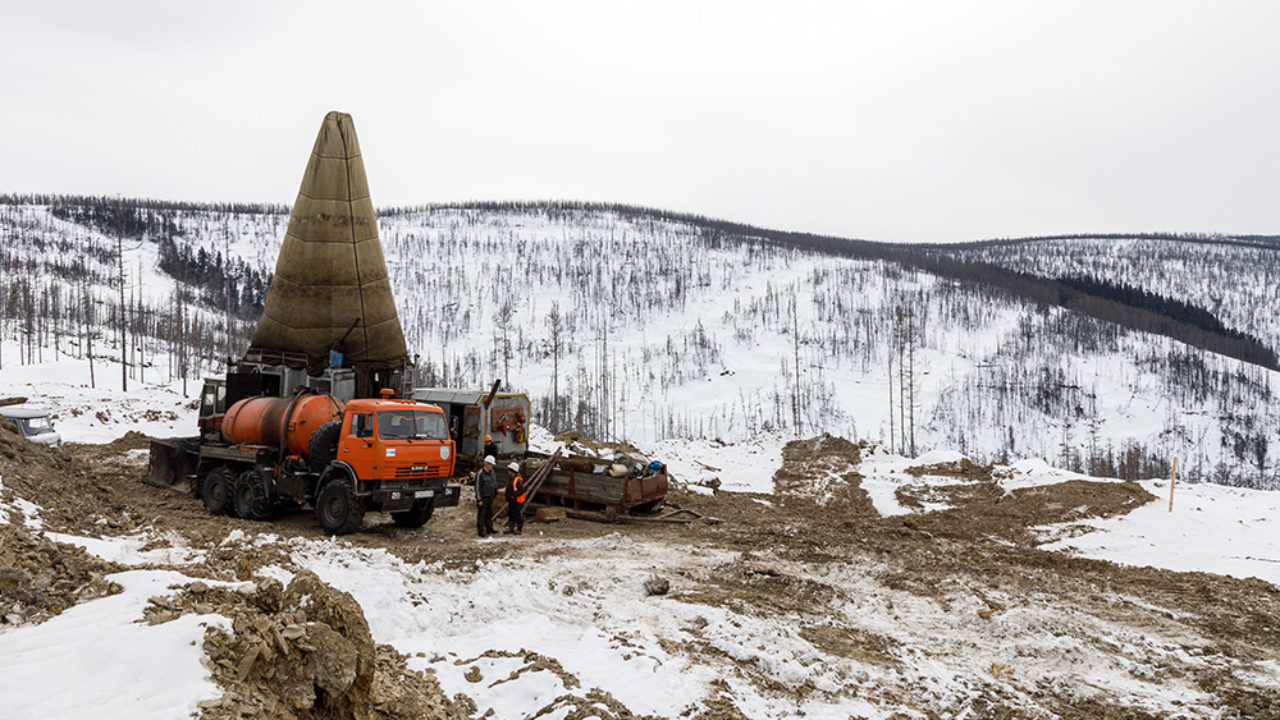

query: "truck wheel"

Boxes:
[391, 502, 434, 528]
[202, 467, 235, 516]
[315, 480, 365, 535]
[308, 421, 342, 473]
[234, 470, 275, 521]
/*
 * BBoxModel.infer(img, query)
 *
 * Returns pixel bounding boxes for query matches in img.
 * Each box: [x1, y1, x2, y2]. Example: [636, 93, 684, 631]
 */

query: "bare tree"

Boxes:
[792, 293, 802, 435]
[83, 281, 95, 389]
[494, 299, 515, 390]
[887, 343, 895, 453]
[547, 301, 563, 429]
[116, 200, 127, 392]
[906, 306, 916, 456]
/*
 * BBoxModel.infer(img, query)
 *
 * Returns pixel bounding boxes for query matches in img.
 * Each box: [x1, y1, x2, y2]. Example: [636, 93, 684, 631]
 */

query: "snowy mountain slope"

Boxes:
[2, 198, 1278, 488]
[940, 234, 1280, 352]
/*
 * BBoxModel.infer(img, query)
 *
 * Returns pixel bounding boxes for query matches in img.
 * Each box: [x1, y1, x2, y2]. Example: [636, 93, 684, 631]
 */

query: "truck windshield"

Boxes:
[21, 416, 54, 435]
[377, 410, 448, 440]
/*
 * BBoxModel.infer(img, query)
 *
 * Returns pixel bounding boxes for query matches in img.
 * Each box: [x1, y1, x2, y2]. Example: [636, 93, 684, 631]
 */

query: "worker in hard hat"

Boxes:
[483, 434, 499, 460]
[475, 455, 498, 537]
[504, 461, 526, 535]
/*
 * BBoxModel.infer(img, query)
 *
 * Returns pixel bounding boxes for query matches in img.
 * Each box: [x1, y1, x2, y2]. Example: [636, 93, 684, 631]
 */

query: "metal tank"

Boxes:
[221, 394, 345, 456]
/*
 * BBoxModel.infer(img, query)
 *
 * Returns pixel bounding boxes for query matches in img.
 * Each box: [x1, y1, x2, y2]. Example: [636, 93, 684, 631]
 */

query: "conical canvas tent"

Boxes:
[247, 111, 409, 376]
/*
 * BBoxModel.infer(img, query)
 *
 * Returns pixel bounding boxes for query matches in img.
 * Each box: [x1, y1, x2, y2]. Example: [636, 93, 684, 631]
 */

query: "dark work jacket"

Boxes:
[475, 467, 498, 499]
[506, 474, 526, 504]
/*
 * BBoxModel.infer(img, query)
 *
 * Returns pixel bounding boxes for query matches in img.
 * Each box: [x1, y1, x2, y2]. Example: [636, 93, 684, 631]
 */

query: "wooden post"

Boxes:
[1168, 457, 1178, 512]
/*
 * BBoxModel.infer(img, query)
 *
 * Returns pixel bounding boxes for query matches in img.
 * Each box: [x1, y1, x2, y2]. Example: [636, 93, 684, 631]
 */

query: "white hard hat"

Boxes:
[508, 462, 520, 473]
[483, 455, 495, 466]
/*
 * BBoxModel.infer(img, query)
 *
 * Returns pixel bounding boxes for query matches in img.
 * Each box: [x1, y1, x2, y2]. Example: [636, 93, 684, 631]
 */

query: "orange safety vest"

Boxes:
[511, 474, 526, 504]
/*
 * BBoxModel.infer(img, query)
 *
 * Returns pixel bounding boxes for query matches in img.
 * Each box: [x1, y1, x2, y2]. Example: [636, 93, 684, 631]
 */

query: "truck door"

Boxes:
[342, 412, 380, 479]
[461, 406, 481, 459]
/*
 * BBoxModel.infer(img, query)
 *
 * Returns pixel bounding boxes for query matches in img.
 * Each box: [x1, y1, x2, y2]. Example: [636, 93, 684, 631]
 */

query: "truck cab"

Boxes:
[337, 397, 455, 484]
[312, 396, 461, 533]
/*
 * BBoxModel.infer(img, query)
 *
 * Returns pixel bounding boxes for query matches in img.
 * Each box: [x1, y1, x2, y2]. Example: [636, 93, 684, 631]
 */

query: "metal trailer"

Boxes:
[410, 385, 671, 519]
[519, 452, 669, 520]
[410, 386, 531, 470]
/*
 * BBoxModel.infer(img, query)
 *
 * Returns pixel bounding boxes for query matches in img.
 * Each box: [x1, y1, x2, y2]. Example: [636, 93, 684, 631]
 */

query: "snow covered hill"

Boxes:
[942, 234, 1280, 352]
[2, 197, 1278, 488]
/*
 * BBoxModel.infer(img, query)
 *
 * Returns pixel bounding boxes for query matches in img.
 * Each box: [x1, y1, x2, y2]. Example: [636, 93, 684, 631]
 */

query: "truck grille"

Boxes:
[394, 465, 446, 479]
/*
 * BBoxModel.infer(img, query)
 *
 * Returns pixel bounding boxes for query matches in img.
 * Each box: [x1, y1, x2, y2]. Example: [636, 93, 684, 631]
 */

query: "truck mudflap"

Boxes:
[368, 481, 462, 512]
[144, 437, 201, 495]
[433, 483, 462, 508]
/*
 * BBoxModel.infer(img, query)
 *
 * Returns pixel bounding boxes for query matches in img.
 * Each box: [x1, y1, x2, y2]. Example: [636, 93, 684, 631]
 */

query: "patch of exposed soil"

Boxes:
[554, 430, 644, 460]
[771, 434, 875, 514]
[908, 478, 1155, 543]
[905, 457, 994, 480]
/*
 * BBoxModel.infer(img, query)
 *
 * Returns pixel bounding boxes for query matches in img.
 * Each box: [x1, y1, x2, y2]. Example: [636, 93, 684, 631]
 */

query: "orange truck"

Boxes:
[148, 386, 459, 534]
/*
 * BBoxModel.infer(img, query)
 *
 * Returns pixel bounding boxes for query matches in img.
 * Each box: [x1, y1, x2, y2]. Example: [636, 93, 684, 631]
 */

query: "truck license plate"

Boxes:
[414, 490, 434, 499]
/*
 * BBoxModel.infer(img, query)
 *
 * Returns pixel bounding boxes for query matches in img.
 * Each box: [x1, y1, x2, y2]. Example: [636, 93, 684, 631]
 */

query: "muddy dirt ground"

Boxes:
[2, 427, 1279, 719]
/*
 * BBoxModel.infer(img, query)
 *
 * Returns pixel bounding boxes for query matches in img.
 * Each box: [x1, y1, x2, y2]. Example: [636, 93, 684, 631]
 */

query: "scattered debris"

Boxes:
[643, 575, 670, 596]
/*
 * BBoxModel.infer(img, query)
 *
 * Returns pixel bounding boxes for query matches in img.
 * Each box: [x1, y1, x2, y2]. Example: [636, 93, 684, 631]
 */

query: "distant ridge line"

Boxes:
[3, 194, 1275, 369]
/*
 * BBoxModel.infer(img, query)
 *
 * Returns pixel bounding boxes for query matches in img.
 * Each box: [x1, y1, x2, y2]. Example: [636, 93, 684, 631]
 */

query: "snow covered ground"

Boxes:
[0, 562, 240, 720]
[1037, 478, 1280, 588]
[3, 430, 1279, 718]
[1, 350, 1278, 717]
[0, 345, 198, 443]
[643, 434, 786, 494]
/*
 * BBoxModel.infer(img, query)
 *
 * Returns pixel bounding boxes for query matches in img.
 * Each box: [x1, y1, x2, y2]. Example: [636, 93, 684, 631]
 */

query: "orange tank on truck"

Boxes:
[220, 394, 345, 456]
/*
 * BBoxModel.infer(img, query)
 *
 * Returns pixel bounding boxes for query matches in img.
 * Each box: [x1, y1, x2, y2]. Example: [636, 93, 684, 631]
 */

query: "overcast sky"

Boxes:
[4, 1, 1279, 242]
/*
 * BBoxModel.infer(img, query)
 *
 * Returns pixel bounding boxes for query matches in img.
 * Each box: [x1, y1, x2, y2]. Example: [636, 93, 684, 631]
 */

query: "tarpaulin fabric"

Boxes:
[247, 111, 409, 375]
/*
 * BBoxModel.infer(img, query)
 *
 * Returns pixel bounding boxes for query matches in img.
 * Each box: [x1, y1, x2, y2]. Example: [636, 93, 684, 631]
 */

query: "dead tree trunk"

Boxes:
[116, 200, 127, 392]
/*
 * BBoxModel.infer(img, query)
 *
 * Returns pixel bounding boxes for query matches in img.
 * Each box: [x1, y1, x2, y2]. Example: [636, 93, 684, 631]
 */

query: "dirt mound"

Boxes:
[0, 418, 126, 536]
[771, 434, 874, 514]
[103, 430, 154, 452]
[0, 422, 128, 625]
[0, 520, 122, 626]
[154, 570, 467, 720]
[906, 478, 1155, 543]
[905, 457, 993, 480]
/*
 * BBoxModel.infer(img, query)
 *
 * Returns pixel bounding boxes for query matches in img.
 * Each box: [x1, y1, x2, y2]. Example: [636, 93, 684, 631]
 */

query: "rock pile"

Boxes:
[149, 569, 468, 720]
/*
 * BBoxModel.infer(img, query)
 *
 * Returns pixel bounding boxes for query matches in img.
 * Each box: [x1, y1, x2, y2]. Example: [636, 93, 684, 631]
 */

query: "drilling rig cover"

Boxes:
[247, 111, 409, 376]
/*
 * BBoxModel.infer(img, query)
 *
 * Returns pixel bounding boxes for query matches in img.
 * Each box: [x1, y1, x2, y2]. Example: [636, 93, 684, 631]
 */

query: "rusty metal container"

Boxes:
[221, 394, 345, 456]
